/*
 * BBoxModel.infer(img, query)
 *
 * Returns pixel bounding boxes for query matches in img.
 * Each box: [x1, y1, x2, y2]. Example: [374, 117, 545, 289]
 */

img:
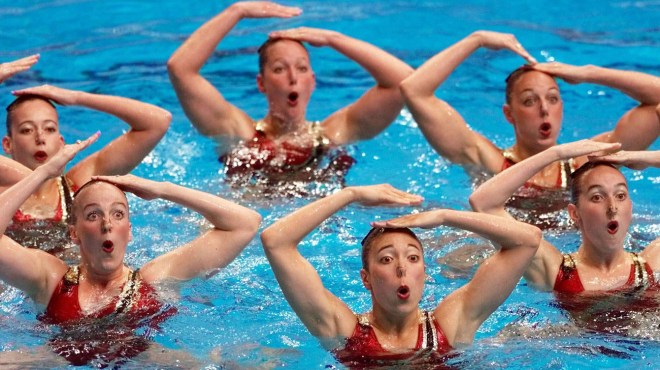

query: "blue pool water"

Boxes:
[1, 0, 659, 368]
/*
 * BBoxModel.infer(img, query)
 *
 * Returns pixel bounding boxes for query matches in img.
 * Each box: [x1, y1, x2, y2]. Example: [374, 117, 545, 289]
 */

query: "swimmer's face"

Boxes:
[568, 165, 631, 249]
[2, 99, 64, 170]
[503, 71, 563, 153]
[257, 39, 315, 122]
[69, 182, 132, 274]
[360, 231, 425, 315]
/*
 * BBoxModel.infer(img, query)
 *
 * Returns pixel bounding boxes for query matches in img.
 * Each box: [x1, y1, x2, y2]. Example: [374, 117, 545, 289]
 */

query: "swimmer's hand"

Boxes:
[39, 132, 99, 178]
[531, 62, 587, 84]
[232, 1, 301, 19]
[372, 209, 446, 229]
[0, 54, 39, 84]
[471, 31, 537, 64]
[12, 84, 81, 106]
[554, 139, 621, 160]
[589, 150, 655, 170]
[347, 184, 423, 207]
[270, 27, 338, 47]
[92, 174, 161, 200]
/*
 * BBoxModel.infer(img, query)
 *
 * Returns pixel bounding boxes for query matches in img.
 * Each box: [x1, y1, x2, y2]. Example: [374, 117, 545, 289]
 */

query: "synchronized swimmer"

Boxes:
[1, 1, 659, 367]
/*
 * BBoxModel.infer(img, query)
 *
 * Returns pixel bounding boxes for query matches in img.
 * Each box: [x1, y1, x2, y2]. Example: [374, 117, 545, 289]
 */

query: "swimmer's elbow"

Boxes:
[524, 226, 543, 252]
[399, 78, 420, 101]
[245, 211, 262, 236]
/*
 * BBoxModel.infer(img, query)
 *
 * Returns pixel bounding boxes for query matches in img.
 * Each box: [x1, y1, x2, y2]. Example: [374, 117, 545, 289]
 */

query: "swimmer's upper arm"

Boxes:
[262, 240, 357, 340]
[0, 236, 67, 305]
[641, 238, 660, 272]
[168, 64, 254, 140]
[593, 104, 660, 151]
[399, 87, 501, 169]
[524, 239, 562, 291]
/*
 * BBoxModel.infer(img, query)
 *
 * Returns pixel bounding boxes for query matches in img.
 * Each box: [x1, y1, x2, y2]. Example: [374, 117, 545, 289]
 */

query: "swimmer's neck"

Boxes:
[261, 114, 307, 137]
[79, 263, 129, 289]
[576, 243, 628, 272]
[369, 304, 421, 337]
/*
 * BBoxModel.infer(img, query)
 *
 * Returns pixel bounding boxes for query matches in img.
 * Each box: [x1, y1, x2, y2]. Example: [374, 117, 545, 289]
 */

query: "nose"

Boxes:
[287, 67, 297, 85]
[396, 265, 406, 278]
[35, 128, 46, 144]
[539, 99, 549, 116]
[607, 199, 618, 217]
[101, 217, 112, 233]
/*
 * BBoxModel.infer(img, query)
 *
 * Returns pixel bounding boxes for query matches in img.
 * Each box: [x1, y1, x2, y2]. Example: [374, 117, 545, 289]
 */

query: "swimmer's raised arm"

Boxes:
[0, 54, 39, 84]
[469, 140, 621, 216]
[261, 185, 422, 343]
[468, 139, 620, 290]
[401, 31, 535, 171]
[593, 150, 660, 170]
[533, 62, 660, 150]
[0, 135, 97, 304]
[93, 174, 261, 283]
[373, 209, 540, 346]
[0, 156, 31, 193]
[11, 85, 171, 183]
[270, 27, 414, 144]
[168, 1, 301, 138]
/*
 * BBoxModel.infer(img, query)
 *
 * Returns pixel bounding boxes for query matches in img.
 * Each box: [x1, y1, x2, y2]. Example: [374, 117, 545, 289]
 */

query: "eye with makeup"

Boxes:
[379, 255, 393, 264]
[589, 193, 604, 202]
[85, 210, 101, 221]
[521, 95, 537, 107]
[111, 209, 125, 220]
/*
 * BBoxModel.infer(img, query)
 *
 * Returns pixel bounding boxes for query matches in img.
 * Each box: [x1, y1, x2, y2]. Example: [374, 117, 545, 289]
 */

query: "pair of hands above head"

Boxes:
[473, 30, 605, 84]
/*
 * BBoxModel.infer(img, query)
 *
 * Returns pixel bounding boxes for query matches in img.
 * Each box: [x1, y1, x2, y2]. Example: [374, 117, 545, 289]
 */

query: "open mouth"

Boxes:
[287, 92, 299, 106]
[397, 285, 410, 300]
[34, 151, 48, 162]
[607, 221, 619, 235]
[102, 240, 114, 253]
[539, 122, 551, 137]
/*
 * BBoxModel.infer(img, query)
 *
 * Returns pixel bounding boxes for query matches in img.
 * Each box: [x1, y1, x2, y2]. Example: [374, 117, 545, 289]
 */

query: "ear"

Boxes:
[360, 269, 372, 291]
[2, 136, 12, 155]
[502, 104, 515, 125]
[59, 135, 65, 146]
[567, 203, 581, 227]
[257, 73, 266, 93]
[69, 225, 80, 245]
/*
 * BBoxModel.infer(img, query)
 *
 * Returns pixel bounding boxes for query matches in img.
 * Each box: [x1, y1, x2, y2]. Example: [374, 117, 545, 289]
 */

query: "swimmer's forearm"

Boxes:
[72, 92, 171, 132]
[580, 65, 660, 105]
[155, 181, 261, 233]
[168, 4, 242, 74]
[440, 209, 541, 251]
[401, 32, 481, 98]
[327, 32, 413, 88]
[469, 147, 559, 213]
[0, 166, 51, 236]
[261, 188, 355, 249]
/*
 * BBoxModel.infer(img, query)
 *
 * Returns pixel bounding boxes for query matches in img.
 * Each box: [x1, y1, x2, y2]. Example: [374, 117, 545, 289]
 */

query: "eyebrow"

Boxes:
[82, 202, 128, 211]
[376, 243, 422, 254]
[586, 182, 628, 192]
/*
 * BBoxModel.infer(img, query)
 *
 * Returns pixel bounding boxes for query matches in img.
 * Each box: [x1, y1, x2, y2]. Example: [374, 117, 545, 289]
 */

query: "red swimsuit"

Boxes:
[500, 153, 575, 229]
[554, 253, 656, 293]
[6, 176, 77, 255]
[40, 266, 176, 366]
[553, 253, 658, 334]
[333, 311, 453, 368]
[220, 121, 354, 191]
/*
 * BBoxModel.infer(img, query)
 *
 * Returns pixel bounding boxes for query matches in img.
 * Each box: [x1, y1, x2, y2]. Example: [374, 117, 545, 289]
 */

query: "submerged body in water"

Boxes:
[220, 121, 355, 198]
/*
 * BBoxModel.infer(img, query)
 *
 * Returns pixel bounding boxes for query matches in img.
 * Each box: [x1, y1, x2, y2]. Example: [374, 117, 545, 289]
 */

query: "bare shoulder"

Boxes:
[641, 237, 660, 271]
